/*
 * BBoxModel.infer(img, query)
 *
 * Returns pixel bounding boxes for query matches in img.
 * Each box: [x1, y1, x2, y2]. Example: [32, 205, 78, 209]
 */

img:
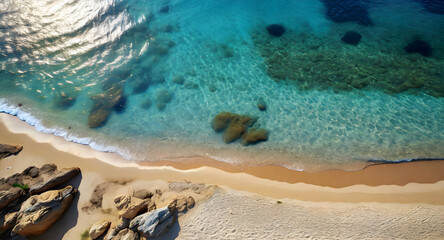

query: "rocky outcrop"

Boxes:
[114, 195, 150, 219]
[113, 228, 139, 240]
[12, 186, 77, 236]
[0, 144, 23, 160]
[0, 211, 18, 235]
[29, 167, 80, 194]
[89, 220, 111, 239]
[0, 188, 23, 210]
[167, 196, 195, 213]
[129, 206, 177, 238]
[0, 164, 80, 196]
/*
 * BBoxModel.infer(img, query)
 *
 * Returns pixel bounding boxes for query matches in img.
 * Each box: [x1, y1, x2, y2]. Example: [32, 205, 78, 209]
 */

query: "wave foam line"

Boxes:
[0, 98, 131, 160]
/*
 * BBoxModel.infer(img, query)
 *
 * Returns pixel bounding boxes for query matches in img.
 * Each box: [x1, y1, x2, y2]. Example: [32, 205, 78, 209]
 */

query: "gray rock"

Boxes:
[28, 167, 39, 178]
[129, 207, 176, 238]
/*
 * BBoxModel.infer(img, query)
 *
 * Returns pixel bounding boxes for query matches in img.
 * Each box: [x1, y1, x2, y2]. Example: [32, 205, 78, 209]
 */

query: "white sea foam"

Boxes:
[0, 98, 131, 160]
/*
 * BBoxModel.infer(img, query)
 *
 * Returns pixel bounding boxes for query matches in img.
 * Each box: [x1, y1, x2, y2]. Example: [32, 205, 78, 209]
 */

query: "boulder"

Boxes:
[168, 196, 195, 213]
[0, 188, 23, 210]
[224, 115, 257, 143]
[212, 112, 257, 143]
[29, 167, 80, 194]
[12, 186, 77, 236]
[113, 228, 140, 240]
[89, 220, 111, 239]
[0, 189, 22, 209]
[114, 195, 150, 219]
[129, 206, 176, 238]
[133, 189, 153, 200]
[0, 144, 23, 160]
[0, 211, 18, 234]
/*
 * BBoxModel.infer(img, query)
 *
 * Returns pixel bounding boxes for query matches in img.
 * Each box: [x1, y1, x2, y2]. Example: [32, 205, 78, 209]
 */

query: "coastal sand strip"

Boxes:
[1, 113, 444, 205]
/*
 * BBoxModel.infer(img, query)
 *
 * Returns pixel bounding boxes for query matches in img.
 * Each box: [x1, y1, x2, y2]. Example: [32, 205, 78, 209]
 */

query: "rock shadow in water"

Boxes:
[321, 0, 373, 26]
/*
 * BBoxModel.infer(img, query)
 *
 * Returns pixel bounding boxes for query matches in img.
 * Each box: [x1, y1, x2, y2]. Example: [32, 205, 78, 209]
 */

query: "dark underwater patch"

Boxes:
[321, 0, 373, 26]
[405, 40, 432, 57]
[251, 30, 444, 98]
[341, 31, 362, 45]
[266, 24, 286, 37]
[418, 0, 444, 14]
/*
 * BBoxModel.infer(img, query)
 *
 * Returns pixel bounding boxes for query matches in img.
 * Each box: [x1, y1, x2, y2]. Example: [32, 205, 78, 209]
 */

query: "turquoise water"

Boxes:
[1, 0, 444, 171]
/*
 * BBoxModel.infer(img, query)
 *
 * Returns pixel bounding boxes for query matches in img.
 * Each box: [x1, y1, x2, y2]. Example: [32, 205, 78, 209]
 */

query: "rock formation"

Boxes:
[114, 195, 150, 219]
[89, 220, 111, 239]
[12, 186, 77, 236]
[0, 211, 18, 235]
[129, 206, 177, 238]
[0, 144, 23, 160]
[0, 188, 23, 210]
[266, 24, 286, 37]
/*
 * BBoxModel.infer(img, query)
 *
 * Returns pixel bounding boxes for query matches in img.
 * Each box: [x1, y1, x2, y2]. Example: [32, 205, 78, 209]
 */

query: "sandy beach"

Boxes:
[1, 113, 444, 239]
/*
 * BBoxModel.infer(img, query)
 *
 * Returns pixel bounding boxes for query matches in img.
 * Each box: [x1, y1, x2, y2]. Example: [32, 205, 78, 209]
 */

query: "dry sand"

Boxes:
[1, 113, 444, 239]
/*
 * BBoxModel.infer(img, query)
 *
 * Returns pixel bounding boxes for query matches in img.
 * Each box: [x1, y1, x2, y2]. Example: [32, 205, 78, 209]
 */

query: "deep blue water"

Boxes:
[1, 0, 443, 171]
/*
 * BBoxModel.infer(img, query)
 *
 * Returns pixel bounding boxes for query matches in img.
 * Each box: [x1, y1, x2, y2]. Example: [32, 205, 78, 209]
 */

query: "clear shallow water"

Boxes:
[1, 0, 444, 171]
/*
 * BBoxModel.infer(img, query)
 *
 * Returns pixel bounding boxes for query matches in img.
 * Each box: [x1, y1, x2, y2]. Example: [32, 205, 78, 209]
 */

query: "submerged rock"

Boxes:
[0, 144, 23, 160]
[88, 84, 126, 128]
[53, 93, 76, 109]
[212, 112, 260, 143]
[404, 40, 432, 57]
[257, 97, 267, 111]
[172, 75, 185, 85]
[12, 186, 77, 236]
[89, 220, 111, 239]
[129, 206, 176, 238]
[341, 31, 362, 45]
[266, 24, 286, 37]
[241, 128, 269, 145]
